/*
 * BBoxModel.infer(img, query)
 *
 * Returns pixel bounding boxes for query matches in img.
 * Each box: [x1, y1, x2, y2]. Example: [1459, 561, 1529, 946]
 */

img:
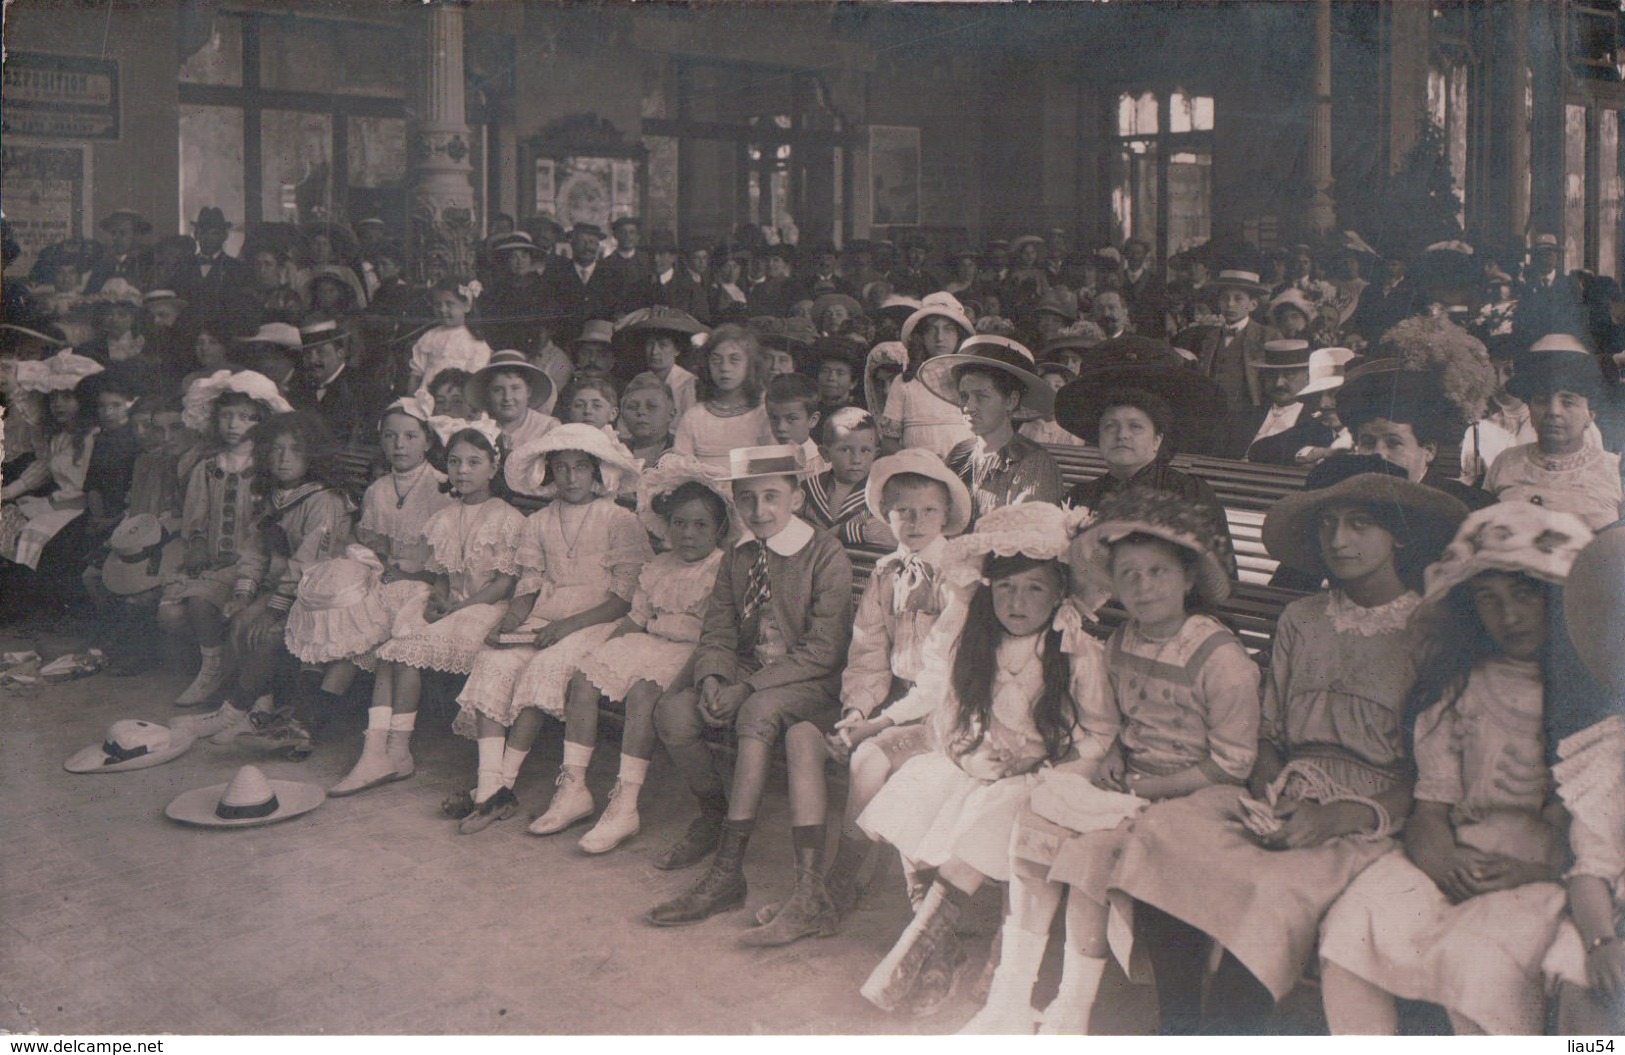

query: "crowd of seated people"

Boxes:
[2, 207, 1623, 1035]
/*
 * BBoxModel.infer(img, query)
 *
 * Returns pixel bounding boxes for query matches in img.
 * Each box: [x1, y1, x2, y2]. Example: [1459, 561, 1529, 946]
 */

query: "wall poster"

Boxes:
[868, 125, 920, 228]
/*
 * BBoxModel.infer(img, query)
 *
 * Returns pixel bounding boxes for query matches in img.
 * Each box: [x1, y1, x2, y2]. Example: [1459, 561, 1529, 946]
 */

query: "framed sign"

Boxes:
[521, 114, 648, 234]
[869, 125, 921, 227]
[1, 52, 121, 140]
[0, 138, 91, 274]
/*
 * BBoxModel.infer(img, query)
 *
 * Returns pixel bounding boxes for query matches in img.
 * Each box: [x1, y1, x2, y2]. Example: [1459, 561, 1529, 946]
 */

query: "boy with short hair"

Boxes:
[619, 371, 677, 467]
[427, 368, 475, 421]
[802, 407, 895, 548]
[765, 371, 830, 476]
[811, 337, 863, 417]
[646, 444, 855, 933]
[746, 448, 971, 945]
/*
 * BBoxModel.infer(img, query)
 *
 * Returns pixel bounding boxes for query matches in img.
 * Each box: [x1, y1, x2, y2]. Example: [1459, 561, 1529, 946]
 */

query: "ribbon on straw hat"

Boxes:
[431, 415, 501, 448]
[165, 764, 326, 828]
[65, 720, 196, 774]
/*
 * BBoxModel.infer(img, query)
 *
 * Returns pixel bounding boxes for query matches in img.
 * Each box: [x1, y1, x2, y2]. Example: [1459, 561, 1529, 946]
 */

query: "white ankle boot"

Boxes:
[528, 768, 594, 835]
[1037, 948, 1105, 1035]
[578, 780, 640, 853]
[330, 728, 399, 796]
[958, 927, 1046, 1034]
[385, 729, 415, 779]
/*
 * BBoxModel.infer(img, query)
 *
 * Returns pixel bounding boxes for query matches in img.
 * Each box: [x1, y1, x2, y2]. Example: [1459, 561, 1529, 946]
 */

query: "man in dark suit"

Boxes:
[1121, 237, 1167, 338]
[1246, 345, 1354, 466]
[602, 216, 653, 291]
[288, 321, 379, 449]
[887, 236, 942, 297]
[83, 210, 155, 293]
[545, 223, 627, 343]
[477, 231, 553, 355]
[1346, 255, 1419, 344]
[645, 230, 710, 322]
[173, 208, 255, 313]
[793, 242, 853, 301]
[1513, 233, 1587, 344]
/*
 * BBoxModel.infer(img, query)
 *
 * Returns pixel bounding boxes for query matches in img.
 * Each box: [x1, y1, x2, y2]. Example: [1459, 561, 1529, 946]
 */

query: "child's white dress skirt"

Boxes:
[1319, 817, 1567, 1035]
[858, 751, 1037, 883]
[375, 597, 506, 675]
[285, 557, 431, 671]
[453, 621, 618, 736]
[575, 632, 696, 702]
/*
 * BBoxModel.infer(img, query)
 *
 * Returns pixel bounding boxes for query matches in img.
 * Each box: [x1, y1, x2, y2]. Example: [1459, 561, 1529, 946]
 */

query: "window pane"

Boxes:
[262, 110, 333, 225]
[261, 19, 405, 98]
[1111, 140, 1159, 250]
[347, 116, 407, 188]
[1117, 91, 1159, 136]
[179, 105, 245, 252]
[1601, 111, 1621, 278]
[1171, 91, 1190, 134]
[179, 14, 242, 87]
[1193, 95, 1214, 132]
[1566, 103, 1588, 274]
[1168, 151, 1212, 254]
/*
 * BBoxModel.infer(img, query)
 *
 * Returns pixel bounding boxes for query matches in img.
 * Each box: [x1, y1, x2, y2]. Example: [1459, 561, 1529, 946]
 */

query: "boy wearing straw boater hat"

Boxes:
[646, 444, 855, 930]
[920, 334, 1062, 526]
[1173, 268, 1276, 415]
[1247, 345, 1357, 466]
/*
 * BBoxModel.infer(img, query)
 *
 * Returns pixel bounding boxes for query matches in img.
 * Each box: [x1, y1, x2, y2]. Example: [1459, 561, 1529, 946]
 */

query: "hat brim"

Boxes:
[503, 428, 640, 497]
[1212, 278, 1271, 298]
[866, 457, 974, 537]
[616, 310, 709, 339]
[1053, 365, 1228, 451]
[65, 728, 197, 774]
[918, 354, 1054, 422]
[468, 360, 555, 413]
[899, 306, 974, 346]
[300, 330, 350, 350]
[165, 779, 327, 827]
[1262, 474, 1469, 576]
[1564, 526, 1625, 695]
[1074, 518, 1233, 608]
[102, 538, 186, 596]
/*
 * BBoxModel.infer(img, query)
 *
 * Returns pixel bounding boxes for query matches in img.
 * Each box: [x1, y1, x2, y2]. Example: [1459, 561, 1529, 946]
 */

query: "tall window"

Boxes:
[1111, 89, 1213, 261]
[1428, 60, 1470, 227]
[177, 11, 415, 244]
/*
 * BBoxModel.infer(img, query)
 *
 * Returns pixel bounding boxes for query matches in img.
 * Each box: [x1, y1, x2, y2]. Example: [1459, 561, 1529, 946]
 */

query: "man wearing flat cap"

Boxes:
[545, 222, 628, 343]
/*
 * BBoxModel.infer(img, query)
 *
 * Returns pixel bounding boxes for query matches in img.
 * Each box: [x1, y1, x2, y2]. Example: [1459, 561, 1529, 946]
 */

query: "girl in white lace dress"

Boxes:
[363, 423, 522, 785]
[407, 277, 491, 399]
[1319, 503, 1594, 1035]
[530, 457, 733, 854]
[448, 424, 654, 835]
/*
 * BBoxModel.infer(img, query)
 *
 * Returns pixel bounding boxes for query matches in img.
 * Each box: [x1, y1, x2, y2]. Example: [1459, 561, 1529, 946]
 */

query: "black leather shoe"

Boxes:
[654, 812, 725, 870]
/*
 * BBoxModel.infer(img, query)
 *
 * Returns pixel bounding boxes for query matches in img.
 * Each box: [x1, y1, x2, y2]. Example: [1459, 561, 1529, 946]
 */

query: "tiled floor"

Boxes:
[1, 634, 1316, 1035]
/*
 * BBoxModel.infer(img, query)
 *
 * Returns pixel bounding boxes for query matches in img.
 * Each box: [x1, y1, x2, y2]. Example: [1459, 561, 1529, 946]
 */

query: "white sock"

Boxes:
[618, 755, 650, 786]
[986, 926, 1049, 1014]
[562, 741, 593, 771]
[500, 745, 529, 786]
[475, 737, 505, 802]
[1047, 947, 1107, 1028]
[249, 694, 275, 713]
[367, 706, 392, 731]
[388, 712, 417, 732]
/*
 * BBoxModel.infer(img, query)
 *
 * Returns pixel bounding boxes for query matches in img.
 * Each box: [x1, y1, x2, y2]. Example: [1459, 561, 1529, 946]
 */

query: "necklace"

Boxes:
[556, 500, 592, 561]
[392, 462, 426, 509]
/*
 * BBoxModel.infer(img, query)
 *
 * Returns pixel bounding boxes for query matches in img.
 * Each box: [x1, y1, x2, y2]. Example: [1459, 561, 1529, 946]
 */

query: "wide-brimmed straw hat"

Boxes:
[1071, 487, 1233, 609]
[939, 501, 1092, 591]
[467, 350, 554, 413]
[722, 444, 810, 482]
[13, 350, 103, 394]
[65, 720, 196, 774]
[1564, 524, 1625, 695]
[812, 292, 865, 322]
[1268, 289, 1316, 321]
[102, 514, 185, 596]
[234, 323, 302, 350]
[1421, 501, 1593, 608]
[637, 454, 740, 542]
[1296, 346, 1358, 398]
[165, 765, 326, 828]
[1210, 269, 1271, 297]
[615, 306, 708, 343]
[900, 291, 975, 345]
[1256, 339, 1314, 370]
[299, 319, 349, 350]
[504, 422, 639, 498]
[919, 334, 1054, 421]
[1507, 334, 1606, 403]
[1262, 458, 1470, 576]
[303, 265, 367, 306]
[865, 448, 974, 537]
[181, 369, 292, 431]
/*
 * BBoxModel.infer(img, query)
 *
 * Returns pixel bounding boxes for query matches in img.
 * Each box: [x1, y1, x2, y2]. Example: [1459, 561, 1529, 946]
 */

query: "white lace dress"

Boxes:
[452, 498, 652, 735]
[374, 497, 524, 674]
[286, 462, 452, 668]
[575, 549, 724, 701]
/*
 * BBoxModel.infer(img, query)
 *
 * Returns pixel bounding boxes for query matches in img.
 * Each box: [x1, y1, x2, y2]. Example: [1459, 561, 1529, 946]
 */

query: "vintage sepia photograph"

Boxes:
[1, 0, 1623, 1042]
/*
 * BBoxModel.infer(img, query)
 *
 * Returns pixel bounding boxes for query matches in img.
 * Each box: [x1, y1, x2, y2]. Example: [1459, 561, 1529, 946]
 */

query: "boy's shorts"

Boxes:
[731, 677, 842, 745]
[161, 566, 235, 609]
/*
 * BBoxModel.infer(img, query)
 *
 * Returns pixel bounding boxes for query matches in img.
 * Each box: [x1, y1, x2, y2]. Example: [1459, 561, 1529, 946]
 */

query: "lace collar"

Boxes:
[1527, 444, 1598, 473]
[1326, 589, 1420, 636]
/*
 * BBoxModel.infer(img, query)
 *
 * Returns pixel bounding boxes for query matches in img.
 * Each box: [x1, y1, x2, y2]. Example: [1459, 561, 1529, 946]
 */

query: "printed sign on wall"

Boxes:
[2, 52, 121, 140]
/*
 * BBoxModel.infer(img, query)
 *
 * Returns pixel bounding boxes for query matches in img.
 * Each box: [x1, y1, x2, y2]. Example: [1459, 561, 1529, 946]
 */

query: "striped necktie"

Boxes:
[740, 542, 771, 622]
